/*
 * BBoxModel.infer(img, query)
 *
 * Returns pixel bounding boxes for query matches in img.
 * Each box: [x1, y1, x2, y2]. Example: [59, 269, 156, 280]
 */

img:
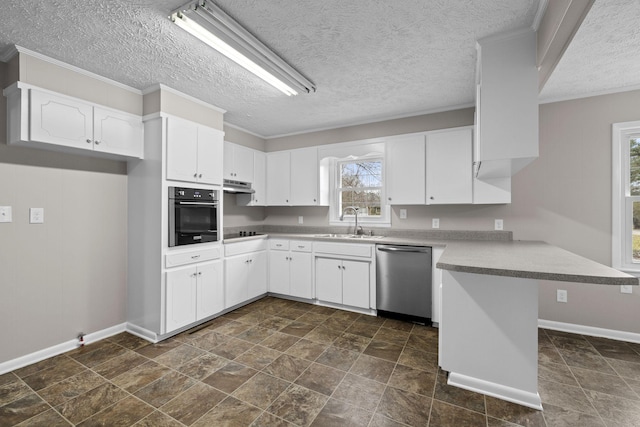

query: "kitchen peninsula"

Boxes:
[436, 240, 638, 410]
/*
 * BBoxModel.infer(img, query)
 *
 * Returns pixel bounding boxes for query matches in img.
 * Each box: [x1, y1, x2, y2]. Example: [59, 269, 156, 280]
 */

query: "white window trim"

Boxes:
[328, 155, 391, 228]
[612, 120, 640, 274]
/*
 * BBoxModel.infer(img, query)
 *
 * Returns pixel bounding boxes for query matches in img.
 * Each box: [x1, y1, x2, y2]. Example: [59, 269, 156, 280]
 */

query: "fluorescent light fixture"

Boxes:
[170, 1, 315, 96]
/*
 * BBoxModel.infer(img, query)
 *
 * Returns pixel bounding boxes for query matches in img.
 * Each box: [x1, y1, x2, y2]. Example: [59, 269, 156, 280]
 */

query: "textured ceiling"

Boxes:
[2, 0, 630, 139]
[540, 0, 640, 103]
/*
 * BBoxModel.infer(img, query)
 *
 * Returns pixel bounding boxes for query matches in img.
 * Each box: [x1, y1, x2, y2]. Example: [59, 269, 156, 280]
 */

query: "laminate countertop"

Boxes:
[224, 231, 638, 287]
[436, 240, 639, 286]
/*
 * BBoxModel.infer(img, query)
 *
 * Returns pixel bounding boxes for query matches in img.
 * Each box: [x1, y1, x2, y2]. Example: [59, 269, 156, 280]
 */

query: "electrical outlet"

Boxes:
[399, 209, 407, 219]
[495, 219, 504, 230]
[30, 208, 44, 224]
[432, 218, 440, 229]
[621, 285, 633, 294]
[557, 289, 568, 303]
[298, 216, 303, 224]
[0, 206, 12, 223]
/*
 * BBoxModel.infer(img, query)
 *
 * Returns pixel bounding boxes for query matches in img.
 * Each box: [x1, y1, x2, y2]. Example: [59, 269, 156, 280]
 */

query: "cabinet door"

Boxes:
[225, 255, 249, 308]
[247, 251, 267, 299]
[426, 129, 473, 204]
[223, 141, 235, 180]
[269, 250, 290, 295]
[386, 135, 426, 205]
[93, 107, 143, 158]
[233, 144, 254, 183]
[342, 260, 370, 309]
[316, 258, 342, 304]
[166, 117, 198, 182]
[30, 89, 93, 149]
[166, 266, 198, 332]
[290, 147, 319, 206]
[290, 252, 313, 299]
[197, 260, 224, 320]
[266, 151, 291, 205]
[197, 126, 224, 185]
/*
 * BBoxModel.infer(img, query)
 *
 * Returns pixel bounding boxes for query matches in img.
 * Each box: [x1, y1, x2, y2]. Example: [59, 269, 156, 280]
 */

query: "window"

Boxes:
[612, 121, 640, 273]
[329, 156, 389, 226]
[338, 158, 383, 217]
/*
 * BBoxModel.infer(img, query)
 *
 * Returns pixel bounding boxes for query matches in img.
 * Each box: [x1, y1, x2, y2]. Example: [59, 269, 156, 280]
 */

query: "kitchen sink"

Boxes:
[313, 234, 384, 239]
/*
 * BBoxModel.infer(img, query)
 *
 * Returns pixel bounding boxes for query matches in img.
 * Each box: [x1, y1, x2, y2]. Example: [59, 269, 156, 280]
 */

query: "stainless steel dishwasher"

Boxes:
[376, 245, 432, 324]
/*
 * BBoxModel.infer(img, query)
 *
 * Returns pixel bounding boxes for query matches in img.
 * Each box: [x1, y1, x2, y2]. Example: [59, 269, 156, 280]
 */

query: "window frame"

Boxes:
[329, 154, 390, 227]
[612, 120, 640, 274]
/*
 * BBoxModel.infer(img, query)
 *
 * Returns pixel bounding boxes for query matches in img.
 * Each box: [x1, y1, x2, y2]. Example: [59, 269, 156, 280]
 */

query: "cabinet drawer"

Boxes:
[166, 246, 221, 268]
[225, 238, 267, 256]
[313, 242, 372, 258]
[269, 239, 290, 250]
[290, 240, 312, 253]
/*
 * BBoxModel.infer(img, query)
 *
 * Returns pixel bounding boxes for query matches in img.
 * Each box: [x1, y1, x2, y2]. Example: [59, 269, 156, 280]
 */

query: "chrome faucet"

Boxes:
[340, 206, 360, 235]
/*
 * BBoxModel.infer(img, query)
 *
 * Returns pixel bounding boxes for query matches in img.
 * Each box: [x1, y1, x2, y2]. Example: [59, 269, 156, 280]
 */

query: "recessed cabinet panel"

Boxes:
[197, 125, 224, 185]
[269, 251, 290, 295]
[316, 258, 343, 304]
[30, 89, 92, 148]
[342, 260, 370, 309]
[290, 252, 313, 299]
[224, 141, 254, 183]
[167, 117, 199, 182]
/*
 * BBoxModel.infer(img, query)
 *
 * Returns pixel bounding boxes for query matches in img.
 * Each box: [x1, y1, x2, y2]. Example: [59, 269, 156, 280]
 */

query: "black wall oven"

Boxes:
[169, 187, 219, 247]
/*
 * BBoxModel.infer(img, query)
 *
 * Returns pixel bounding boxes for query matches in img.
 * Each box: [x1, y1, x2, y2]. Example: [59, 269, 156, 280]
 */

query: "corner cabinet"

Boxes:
[224, 239, 268, 308]
[167, 116, 224, 185]
[4, 82, 143, 159]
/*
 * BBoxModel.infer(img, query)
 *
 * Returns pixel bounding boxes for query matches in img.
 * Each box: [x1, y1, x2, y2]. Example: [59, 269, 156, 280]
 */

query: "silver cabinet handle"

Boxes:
[388, 197, 392, 201]
[198, 271, 202, 276]
[199, 174, 202, 178]
[86, 139, 92, 144]
[191, 255, 200, 259]
[193, 173, 198, 178]
[94, 140, 100, 145]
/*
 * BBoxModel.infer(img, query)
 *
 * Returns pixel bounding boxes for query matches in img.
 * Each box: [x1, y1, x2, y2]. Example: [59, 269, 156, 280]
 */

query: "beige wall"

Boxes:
[223, 125, 266, 151]
[0, 54, 128, 364]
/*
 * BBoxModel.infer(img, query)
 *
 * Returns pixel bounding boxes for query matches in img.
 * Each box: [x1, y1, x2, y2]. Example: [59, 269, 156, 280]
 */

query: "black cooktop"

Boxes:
[224, 231, 264, 240]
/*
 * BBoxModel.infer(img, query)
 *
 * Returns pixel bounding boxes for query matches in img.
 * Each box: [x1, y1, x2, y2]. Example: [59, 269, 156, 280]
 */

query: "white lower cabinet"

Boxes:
[269, 240, 313, 299]
[224, 239, 268, 308]
[314, 242, 373, 310]
[165, 259, 223, 333]
[316, 258, 370, 309]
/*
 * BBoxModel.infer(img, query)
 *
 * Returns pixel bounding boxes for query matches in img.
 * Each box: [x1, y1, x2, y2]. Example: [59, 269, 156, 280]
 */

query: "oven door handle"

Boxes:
[176, 201, 218, 206]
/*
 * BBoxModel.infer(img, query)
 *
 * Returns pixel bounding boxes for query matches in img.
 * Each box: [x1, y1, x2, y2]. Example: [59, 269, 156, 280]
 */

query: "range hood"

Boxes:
[223, 179, 255, 194]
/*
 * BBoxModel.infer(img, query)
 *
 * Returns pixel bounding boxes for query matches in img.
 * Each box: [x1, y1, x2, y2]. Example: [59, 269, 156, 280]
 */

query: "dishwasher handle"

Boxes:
[377, 246, 431, 253]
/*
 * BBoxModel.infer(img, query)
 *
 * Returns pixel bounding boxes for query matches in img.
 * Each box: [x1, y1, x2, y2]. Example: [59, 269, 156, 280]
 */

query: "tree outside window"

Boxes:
[338, 159, 382, 217]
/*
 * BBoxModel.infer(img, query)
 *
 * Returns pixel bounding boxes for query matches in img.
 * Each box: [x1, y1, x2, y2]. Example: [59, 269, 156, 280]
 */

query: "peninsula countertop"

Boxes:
[436, 240, 639, 286]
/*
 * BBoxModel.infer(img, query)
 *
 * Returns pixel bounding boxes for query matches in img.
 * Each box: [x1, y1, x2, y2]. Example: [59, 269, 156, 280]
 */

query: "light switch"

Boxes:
[399, 209, 407, 219]
[298, 216, 304, 224]
[0, 206, 12, 223]
[30, 208, 44, 224]
[495, 219, 504, 230]
[432, 218, 440, 229]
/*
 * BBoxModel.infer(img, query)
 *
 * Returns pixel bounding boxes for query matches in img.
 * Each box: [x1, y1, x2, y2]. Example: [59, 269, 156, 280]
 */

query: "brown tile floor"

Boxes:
[2, 296, 640, 426]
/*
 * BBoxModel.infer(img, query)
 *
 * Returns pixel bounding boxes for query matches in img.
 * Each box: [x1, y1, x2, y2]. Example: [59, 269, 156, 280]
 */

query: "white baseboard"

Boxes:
[448, 372, 543, 410]
[538, 319, 640, 344]
[125, 323, 158, 344]
[0, 323, 126, 375]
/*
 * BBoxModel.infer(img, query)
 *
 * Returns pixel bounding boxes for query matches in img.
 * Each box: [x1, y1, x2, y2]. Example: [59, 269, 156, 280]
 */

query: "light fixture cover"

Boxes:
[170, 0, 315, 96]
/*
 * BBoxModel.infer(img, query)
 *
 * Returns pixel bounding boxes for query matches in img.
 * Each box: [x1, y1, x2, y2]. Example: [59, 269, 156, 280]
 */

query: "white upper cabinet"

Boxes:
[475, 29, 538, 179]
[223, 141, 254, 182]
[266, 151, 291, 205]
[4, 83, 143, 159]
[291, 147, 320, 206]
[426, 129, 473, 204]
[166, 116, 223, 185]
[236, 150, 266, 206]
[386, 134, 426, 205]
[266, 147, 320, 206]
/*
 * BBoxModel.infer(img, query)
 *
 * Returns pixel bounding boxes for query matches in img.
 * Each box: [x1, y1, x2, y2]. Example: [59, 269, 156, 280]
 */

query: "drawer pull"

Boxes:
[191, 255, 200, 259]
